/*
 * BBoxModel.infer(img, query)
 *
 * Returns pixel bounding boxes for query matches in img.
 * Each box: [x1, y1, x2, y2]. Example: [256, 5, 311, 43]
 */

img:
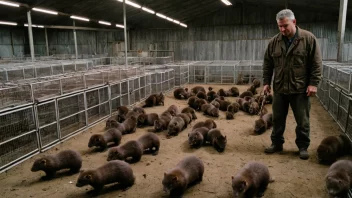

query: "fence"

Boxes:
[0, 68, 175, 172]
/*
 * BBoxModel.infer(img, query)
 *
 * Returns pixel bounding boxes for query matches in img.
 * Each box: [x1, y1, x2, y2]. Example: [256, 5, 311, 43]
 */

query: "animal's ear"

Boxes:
[85, 174, 92, 180]
[173, 176, 178, 181]
[41, 159, 46, 165]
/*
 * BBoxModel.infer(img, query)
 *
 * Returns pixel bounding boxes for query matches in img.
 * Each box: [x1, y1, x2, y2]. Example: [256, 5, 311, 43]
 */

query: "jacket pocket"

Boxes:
[292, 66, 307, 90]
[272, 51, 282, 67]
[292, 50, 307, 65]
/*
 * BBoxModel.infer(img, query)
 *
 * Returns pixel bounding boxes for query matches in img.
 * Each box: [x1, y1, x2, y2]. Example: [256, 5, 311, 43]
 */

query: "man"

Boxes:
[262, 9, 322, 160]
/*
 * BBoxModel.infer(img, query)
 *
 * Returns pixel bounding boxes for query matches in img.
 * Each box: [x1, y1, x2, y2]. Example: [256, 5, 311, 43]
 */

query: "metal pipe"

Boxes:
[123, 0, 128, 67]
[337, 0, 348, 62]
[45, 28, 49, 56]
[73, 21, 78, 60]
[27, 11, 35, 62]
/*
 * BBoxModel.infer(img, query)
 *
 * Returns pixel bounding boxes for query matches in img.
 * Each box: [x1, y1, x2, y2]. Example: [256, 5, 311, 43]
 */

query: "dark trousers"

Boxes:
[270, 93, 311, 149]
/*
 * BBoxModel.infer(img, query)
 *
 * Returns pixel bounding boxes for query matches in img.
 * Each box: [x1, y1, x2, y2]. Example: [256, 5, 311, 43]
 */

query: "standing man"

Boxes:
[262, 9, 322, 160]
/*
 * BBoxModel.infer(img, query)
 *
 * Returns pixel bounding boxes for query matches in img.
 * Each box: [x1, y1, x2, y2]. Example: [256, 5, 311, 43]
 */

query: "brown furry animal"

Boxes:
[31, 150, 82, 178]
[176, 113, 192, 127]
[76, 160, 135, 192]
[191, 86, 206, 94]
[173, 88, 190, 99]
[187, 96, 198, 109]
[192, 119, 217, 130]
[228, 87, 240, 97]
[162, 156, 204, 197]
[228, 102, 240, 113]
[137, 113, 159, 127]
[232, 161, 273, 198]
[181, 107, 197, 119]
[248, 101, 260, 115]
[117, 106, 129, 122]
[143, 92, 164, 107]
[105, 116, 118, 129]
[253, 79, 261, 88]
[247, 85, 258, 95]
[188, 127, 209, 148]
[125, 110, 140, 120]
[207, 87, 218, 102]
[254, 113, 273, 134]
[217, 88, 229, 97]
[265, 94, 273, 104]
[137, 133, 160, 155]
[194, 98, 207, 111]
[167, 117, 186, 137]
[154, 111, 173, 132]
[201, 104, 219, 117]
[88, 129, 122, 151]
[239, 91, 254, 98]
[196, 91, 207, 100]
[132, 107, 145, 114]
[215, 98, 231, 111]
[167, 105, 179, 116]
[107, 140, 143, 163]
[207, 129, 227, 152]
[317, 134, 352, 164]
[210, 100, 220, 109]
[259, 106, 268, 117]
[325, 160, 352, 198]
[112, 117, 137, 134]
[226, 111, 235, 120]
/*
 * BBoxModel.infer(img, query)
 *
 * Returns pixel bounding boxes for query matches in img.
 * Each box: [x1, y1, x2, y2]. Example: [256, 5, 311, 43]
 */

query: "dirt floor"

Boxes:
[0, 84, 347, 198]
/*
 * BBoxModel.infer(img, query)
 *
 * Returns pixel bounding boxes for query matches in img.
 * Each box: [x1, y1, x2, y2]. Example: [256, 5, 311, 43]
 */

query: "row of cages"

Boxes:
[93, 56, 174, 67]
[0, 69, 176, 172]
[187, 60, 263, 85]
[317, 80, 352, 138]
[0, 66, 145, 112]
[322, 62, 352, 95]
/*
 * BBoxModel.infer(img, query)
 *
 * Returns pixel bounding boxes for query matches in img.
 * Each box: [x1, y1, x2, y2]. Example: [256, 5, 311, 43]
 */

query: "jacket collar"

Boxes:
[277, 26, 303, 41]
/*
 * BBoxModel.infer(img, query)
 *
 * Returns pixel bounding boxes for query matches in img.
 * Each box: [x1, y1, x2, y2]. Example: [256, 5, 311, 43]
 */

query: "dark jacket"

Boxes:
[263, 26, 322, 94]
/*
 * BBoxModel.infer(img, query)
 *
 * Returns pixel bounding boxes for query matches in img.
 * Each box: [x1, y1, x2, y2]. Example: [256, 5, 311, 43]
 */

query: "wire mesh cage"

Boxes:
[59, 112, 86, 139]
[0, 85, 32, 111]
[336, 67, 352, 94]
[347, 99, 352, 138]
[36, 66, 52, 78]
[52, 64, 64, 76]
[24, 67, 36, 79]
[111, 97, 121, 113]
[0, 131, 38, 170]
[206, 63, 222, 84]
[61, 76, 85, 94]
[75, 62, 88, 72]
[63, 63, 76, 73]
[337, 93, 350, 132]
[85, 72, 105, 89]
[110, 82, 121, 100]
[121, 94, 129, 106]
[129, 79, 135, 105]
[32, 80, 61, 102]
[329, 83, 340, 104]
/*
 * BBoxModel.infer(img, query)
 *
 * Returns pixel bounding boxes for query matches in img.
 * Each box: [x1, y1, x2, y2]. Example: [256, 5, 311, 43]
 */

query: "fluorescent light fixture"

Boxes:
[0, 1, 20, 7]
[116, 24, 124, 28]
[156, 13, 166, 19]
[70, 15, 90, 22]
[32, 7, 58, 15]
[142, 7, 155, 14]
[38, 25, 44, 28]
[25, 24, 38, 27]
[166, 17, 173, 22]
[99, 21, 111, 26]
[0, 20, 17, 26]
[180, 23, 187, 28]
[117, 0, 141, 8]
[172, 20, 180, 24]
[221, 0, 232, 5]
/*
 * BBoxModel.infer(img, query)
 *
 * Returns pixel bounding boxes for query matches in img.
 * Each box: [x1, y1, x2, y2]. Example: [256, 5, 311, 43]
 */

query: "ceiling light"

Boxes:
[32, 7, 58, 15]
[70, 15, 90, 22]
[0, 1, 19, 7]
[142, 7, 155, 14]
[99, 21, 111, 26]
[172, 20, 180, 24]
[38, 25, 44, 28]
[180, 23, 187, 28]
[156, 13, 166, 19]
[0, 21, 17, 26]
[221, 0, 232, 6]
[117, 0, 141, 8]
[166, 17, 173, 22]
[25, 24, 39, 27]
[116, 24, 124, 28]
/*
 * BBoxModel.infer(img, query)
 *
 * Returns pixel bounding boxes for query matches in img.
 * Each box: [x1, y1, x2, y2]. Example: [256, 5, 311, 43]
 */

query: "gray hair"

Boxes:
[276, 9, 295, 21]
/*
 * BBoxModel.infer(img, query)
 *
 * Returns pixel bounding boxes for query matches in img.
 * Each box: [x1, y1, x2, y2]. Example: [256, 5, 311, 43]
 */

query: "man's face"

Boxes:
[277, 17, 296, 38]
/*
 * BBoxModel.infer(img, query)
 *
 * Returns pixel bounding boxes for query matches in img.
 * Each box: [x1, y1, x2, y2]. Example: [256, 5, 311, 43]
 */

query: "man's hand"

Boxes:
[306, 85, 317, 97]
[263, 85, 271, 95]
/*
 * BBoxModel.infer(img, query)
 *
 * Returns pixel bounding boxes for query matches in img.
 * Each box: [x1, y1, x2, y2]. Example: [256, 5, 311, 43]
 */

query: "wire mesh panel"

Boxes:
[121, 81, 128, 95]
[322, 89, 330, 110]
[61, 76, 85, 94]
[129, 79, 135, 105]
[0, 106, 36, 143]
[193, 65, 206, 83]
[0, 85, 32, 111]
[329, 84, 340, 104]
[104, 69, 121, 83]
[6, 68, 24, 81]
[337, 93, 350, 132]
[336, 67, 352, 94]
[32, 80, 61, 102]
[235, 60, 252, 84]
[85, 72, 105, 88]
[63, 63, 76, 73]
[0, 131, 38, 170]
[221, 64, 236, 84]
[23, 67, 35, 79]
[206, 64, 222, 83]
[110, 82, 121, 99]
[36, 66, 52, 78]
[251, 61, 264, 84]
[52, 64, 64, 75]
[86, 89, 99, 109]
[75, 62, 88, 71]
[347, 99, 352, 138]
[58, 93, 86, 138]
[36, 100, 58, 148]
[111, 97, 121, 113]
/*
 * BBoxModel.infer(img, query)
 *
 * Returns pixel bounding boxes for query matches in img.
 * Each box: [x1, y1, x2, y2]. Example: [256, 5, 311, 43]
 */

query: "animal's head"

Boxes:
[107, 148, 123, 161]
[232, 175, 248, 198]
[76, 170, 93, 187]
[88, 134, 104, 148]
[31, 157, 49, 172]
